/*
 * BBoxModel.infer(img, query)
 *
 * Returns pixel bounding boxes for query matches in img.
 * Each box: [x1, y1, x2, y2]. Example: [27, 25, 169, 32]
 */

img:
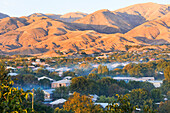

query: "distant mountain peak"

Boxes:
[0, 12, 10, 19]
[61, 12, 87, 18]
[95, 9, 110, 13]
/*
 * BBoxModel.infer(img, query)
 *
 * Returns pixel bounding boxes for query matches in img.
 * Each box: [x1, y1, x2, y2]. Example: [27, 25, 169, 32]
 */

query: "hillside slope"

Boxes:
[0, 2, 169, 56]
[125, 12, 170, 45]
[28, 12, 87, 22]
[0, 12, 9, 19]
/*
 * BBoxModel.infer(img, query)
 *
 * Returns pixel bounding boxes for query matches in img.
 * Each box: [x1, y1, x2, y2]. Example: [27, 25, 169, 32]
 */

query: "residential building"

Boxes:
[46, 67, 55, 73]
[8, 73, 18, 76]
[51, 80, 71, 88]
[50, 98, 67, 107]
[6, 66, 16, 72]
[94, 103, 109, 108]
[96, 54, 108, 59]
[148, 80, 163, 87]
[90, 94, 99, 102]
[43, 89, 55, 100]
[113, 77, 155, 82]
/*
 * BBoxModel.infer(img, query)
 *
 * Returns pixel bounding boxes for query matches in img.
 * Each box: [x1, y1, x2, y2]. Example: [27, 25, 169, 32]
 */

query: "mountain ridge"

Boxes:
[0, 2, 169, 56]
[0, 12, 10, 19]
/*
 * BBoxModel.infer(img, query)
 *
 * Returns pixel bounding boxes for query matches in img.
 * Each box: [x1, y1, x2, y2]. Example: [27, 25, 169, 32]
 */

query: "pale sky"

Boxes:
[0, 0, 169, 17]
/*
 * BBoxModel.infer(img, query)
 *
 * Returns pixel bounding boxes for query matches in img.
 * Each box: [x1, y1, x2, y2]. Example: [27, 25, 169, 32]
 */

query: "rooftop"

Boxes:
[52, 79, 71, 84]
[63, 76, 72, 80]
[50, 98, 67, 105]
[113, 77, 154, 81]
[38, 76, 55, 81]
[43, 89, 55, 94]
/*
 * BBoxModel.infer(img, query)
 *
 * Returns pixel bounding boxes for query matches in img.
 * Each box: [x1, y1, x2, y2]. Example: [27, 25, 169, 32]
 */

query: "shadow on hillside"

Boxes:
[134, 36, 169, 45]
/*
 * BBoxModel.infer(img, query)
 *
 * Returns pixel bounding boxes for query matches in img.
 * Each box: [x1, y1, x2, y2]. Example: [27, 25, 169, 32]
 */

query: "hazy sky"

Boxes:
[0, 0, 169, 17]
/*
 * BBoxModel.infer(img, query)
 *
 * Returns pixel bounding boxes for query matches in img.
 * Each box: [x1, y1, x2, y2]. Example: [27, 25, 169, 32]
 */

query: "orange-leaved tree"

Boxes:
[63, 92, 102, 113]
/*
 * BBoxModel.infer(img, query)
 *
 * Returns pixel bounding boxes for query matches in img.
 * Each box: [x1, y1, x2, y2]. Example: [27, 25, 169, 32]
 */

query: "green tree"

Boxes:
[53, 86, 69, 99]
[87, 73, 99, 81]
[102, 66, 109, 75]
[11, 74, 24, 86]
[127, 81, 155, 91]
[123, 63, 134, 73]
[158, 101, 170, 113]
[164, 66, 170, 81]
[34, 102, 54, 113]
[105, 94, 136, 113]
[19, 67, 33, 75]
[62, 71, 76, 78]
[157, 60, 170, 72]
[35, 68, 50, 77]
[49, 72, 61, 81]
[90, 68, 98, 74]
[97, 96, 115, 103]
[142, 100, 157, 113]
[128, 88, 151, 108]
[34, 88, 44, 102]
[39, 78, 51, 89]
[98, 64, 102, 74]
[160, 80, 170, 94]
[97, 77, 116, 96]
[70, 77, 88, 93]
[87, 79, 100, 95]
[150, 89, 163, 102]
[108, 84, 128, 96]
[167, 91, 170, 100]
[22, 74, 39, 87]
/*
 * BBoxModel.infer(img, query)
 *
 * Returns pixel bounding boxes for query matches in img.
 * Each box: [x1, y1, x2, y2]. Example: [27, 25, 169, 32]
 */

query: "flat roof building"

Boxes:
[51, 80, 71, 88]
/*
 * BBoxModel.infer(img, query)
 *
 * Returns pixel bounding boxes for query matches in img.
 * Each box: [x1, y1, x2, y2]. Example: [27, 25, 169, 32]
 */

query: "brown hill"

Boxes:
[0, 2, 169, 56]
[125, 12, 170, 45]
[28, 12, 87, 22]
[74, 2, 170, 34]
[0, 17, 28, 35]
[115, 2, 170, 20]
[74, 9, 133, 33]
[0, 16, 136, 55]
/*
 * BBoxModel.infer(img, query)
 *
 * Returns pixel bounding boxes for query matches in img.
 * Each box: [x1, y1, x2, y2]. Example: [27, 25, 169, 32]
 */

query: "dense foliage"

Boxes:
[70, 76, 155, 97]
[0, 64, 33, 113]
[63, 92, 102, 113]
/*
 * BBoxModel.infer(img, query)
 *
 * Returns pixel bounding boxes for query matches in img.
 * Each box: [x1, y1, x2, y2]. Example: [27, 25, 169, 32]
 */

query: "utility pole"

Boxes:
[32, 88, 34, 112]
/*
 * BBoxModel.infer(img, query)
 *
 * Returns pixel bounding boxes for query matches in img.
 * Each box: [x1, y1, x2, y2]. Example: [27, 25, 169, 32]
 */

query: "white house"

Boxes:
[96, 54, 108, 59]
[6, 66, 16, 72]
[8, 73, 18, 76]
[32, 67, 43, 71]
[55, 67, 72, 76]
[51, 80, 71, 88]
[94, 103, 109, 108]
[46, 67, 56, 73]
[148, 80, 163, 87]
[36, 59, 41, 62]
[43, 89, 55, 100]
[50, 98, 67, 106]
[28, 66, 35, 69]
[113, 77, 155, 82]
